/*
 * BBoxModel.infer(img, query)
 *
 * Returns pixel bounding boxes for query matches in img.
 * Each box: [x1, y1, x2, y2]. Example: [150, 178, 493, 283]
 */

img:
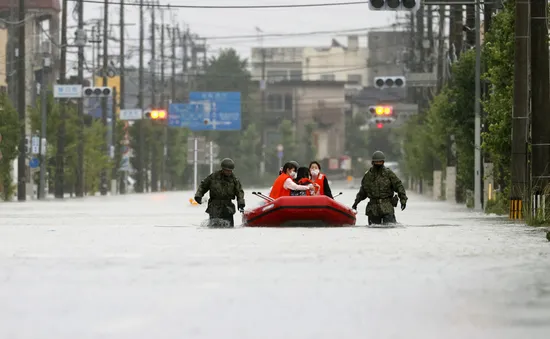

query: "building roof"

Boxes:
[252, 80, 350, 87]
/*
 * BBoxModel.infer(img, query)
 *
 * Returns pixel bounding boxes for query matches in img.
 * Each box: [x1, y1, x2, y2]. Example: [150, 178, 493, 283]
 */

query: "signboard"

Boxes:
[277, 151, 283, 159]
[187, 91, 241, 131]
[168, 104, 184, 127]
[29, 157, 39, 169]
[119, 109, 143, 120]
[54, 85, 82, 98]
[31, 136, 40, 155]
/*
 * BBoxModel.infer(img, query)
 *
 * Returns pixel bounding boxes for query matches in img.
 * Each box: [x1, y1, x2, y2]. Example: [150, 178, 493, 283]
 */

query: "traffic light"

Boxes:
[374, 76, 406, 89]
[144, 109, 167, 120]
[371, 116, 395, 128]
[368, 0, 420, 11]
[368, 105, 394, 116]
[82, 86, 112, 97]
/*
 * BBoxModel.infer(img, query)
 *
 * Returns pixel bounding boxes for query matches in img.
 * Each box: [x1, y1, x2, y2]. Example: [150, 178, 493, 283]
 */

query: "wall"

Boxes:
[302, 36, 368, 86]
[0, 28, 6, 88]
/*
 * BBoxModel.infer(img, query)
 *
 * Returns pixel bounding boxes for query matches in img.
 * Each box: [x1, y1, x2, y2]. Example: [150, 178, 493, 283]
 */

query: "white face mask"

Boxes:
[311, 169, 319, 176]
[290, 171, 297, 179]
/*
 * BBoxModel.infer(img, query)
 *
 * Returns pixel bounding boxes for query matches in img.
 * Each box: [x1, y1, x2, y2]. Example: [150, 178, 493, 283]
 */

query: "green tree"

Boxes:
[166, 127, 189, 189]
[482, 0, 514, 192]
[0, 93, 19, 200]
[235, 123, 261, 185]
[345, 113, 369, 176]
[196, 49, 257, 160]
[279, 119, 297, 163]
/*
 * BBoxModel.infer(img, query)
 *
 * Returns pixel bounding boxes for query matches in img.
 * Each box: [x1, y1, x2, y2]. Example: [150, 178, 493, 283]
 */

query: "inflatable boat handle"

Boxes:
[252, 191, 275, 202]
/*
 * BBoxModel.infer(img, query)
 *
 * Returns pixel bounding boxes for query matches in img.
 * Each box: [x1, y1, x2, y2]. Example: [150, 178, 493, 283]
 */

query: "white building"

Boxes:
[250, 35, 368, 86]
[302, 36, 367, 86]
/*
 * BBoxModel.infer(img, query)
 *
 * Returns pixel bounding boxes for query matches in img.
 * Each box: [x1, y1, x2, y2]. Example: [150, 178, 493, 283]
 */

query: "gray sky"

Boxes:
[64, 0, 401, 77]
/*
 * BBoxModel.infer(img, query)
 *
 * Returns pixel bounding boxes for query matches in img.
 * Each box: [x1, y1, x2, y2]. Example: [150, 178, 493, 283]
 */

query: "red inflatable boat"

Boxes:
[243, 193, 356, 227]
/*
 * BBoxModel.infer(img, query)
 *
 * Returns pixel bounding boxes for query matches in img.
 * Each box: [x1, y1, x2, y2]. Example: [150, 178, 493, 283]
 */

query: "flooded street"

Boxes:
[1, 188, 549, 339]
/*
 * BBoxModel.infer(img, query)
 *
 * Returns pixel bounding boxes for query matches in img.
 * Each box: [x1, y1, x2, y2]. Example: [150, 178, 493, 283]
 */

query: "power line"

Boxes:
[66, 0, 366, 9]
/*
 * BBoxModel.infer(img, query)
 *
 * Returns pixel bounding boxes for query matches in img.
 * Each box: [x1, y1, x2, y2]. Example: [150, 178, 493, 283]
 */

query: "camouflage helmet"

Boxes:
[289, 160, 299, 168]
[371, 151, 386, 162]
[221, 158, 235, 170]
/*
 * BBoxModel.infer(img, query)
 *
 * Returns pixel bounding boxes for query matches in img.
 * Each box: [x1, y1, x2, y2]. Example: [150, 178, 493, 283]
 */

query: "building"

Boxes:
[258, 80, 348, 162]
[0, 27, 7, 89]
[250, 46, 304, 82]
[366, 30, 410, 87]
[250, 35, 368, 85]
[303, 36, 367, 86]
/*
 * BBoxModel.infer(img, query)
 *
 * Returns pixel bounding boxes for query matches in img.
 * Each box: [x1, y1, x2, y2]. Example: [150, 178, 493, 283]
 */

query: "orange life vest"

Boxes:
[313, 174, 326, 195]
[297, 178, 318, 196]
[269, 173, 292, 199]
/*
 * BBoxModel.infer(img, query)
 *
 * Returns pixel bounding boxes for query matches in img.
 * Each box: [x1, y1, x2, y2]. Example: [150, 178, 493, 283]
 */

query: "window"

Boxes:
[320, 74, 335, 81]
[267, 70, 288, 82]
[284, 94, 293, 110]
[347, 74, 362, 84]
[267, 93, 284, 110]
[267, 93, 293, 111]
[289, 70, 302, 81]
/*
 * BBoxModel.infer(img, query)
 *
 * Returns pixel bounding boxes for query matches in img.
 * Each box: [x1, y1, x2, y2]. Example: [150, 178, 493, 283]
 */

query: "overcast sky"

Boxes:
[62, 0, 402, 77]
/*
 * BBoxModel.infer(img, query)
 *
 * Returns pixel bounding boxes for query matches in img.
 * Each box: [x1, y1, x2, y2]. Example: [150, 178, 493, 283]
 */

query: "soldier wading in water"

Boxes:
[352, 151, 408, 225]
[194, 158, 245, 227]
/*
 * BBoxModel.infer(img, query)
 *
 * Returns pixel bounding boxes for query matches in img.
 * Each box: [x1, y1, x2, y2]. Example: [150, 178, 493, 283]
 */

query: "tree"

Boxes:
[482, 0, 514, 194]
[235, 123, 261, 185]
[345, 113, 369, 176]
[196, 49, 257, 160]
[0, 93, 19, 200]
[303, 122, 318, 163]
[279, 119, 298, 163]
[165, 128, 189, 189]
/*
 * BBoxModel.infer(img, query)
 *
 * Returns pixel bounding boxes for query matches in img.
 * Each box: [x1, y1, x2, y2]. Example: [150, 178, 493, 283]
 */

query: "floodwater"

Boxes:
[0, 186, 549, 339]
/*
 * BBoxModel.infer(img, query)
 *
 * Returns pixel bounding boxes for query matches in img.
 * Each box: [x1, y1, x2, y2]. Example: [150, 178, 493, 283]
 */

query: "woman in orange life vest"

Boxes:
[309, 161, 334, 199]
[290, 167, 318, 196]
[269, 162, 314, 199]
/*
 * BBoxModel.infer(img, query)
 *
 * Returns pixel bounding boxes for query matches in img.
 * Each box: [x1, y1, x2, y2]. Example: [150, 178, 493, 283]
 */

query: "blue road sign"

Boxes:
[29, 157, 40, 169]
[277, 151, 283, 159]
[168, 104, 184, 127]
[185, 92, 241, 131]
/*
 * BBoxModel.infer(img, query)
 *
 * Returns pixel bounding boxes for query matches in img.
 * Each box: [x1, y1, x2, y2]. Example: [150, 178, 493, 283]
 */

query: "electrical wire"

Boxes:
[66, 0, 367, 9]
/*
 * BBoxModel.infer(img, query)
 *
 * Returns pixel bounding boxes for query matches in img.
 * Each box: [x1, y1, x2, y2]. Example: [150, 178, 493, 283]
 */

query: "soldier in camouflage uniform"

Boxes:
[352, 151, 408, 225]
[194, 158, 245, 227]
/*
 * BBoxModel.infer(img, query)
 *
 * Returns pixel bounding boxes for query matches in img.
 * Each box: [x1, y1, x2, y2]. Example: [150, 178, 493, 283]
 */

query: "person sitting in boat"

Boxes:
[269, 162, 314, 199]
[290, 167, 317, 196]
[309, 161, 334, 199]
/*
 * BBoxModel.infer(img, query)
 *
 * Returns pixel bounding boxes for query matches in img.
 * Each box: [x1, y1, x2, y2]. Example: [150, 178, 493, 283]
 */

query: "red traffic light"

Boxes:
[376, 123, 383, 129]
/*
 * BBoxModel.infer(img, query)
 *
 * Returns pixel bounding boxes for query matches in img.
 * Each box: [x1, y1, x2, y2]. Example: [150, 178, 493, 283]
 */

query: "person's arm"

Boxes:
[194, 174, 212, 203]
[323, 176, 333, 198]
[284, 178, 311, 191]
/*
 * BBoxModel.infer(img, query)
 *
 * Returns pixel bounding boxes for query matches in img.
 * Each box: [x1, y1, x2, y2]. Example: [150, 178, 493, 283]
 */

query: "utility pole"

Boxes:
[138, 0, 145, 193]
[75, 0, 85, 197]
[16, 0, 26, 201]
[150, 2, 159, 192]
[473, 0, 482, 211]
[160, 20, 166, 190]
[111, 87, 118, 195]
[100, 0, 109, 196]
[510, 0, 530, 219]
[166, 25, 177, 191]
[38, 54, 50, 199]
[119, 0, 126, 194]
[436, 5, 446, 92]
[256, 27, 266, 176]
[55, 0, 68, 199]
[530, 0, 550, 214]
[182, 28, 189, 99]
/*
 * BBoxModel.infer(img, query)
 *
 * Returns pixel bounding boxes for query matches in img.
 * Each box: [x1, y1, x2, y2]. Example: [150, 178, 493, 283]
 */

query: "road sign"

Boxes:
[277, 151, 283, 159]
[54, 84, 82, 98]
[29, 157, 39, 169]
[187, 92, 241, 131]
[31, 136, 40, 155]
[276, 144, 283, 152]
[119, 109, 143, 120]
